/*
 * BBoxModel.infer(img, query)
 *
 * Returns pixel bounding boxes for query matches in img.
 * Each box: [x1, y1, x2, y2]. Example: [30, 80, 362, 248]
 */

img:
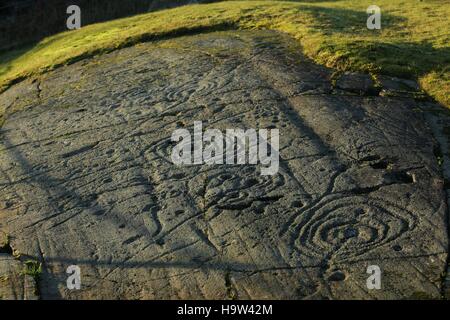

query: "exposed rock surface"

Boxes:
[0, 31, 448, 299]
[0, 230, 38, 300]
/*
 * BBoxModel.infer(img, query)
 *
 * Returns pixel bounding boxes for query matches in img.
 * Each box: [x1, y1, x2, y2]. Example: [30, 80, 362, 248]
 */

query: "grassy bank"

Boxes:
[0, 0, 220, 51]
[0, 0, 448, 107]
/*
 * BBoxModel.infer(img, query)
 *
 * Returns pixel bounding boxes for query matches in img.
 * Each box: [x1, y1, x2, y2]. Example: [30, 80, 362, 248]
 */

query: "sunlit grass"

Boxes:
[0, 0, 448, 106]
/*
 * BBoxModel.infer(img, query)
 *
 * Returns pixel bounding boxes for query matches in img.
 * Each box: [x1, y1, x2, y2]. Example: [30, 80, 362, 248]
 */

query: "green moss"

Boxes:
[0, 0, 448, 108]
[22, 260, 42, 281]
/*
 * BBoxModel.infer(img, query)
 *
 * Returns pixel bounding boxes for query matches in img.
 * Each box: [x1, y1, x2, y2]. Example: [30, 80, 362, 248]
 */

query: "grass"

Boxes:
[0, 0, 449, 107]
[22, 260, 43, 281]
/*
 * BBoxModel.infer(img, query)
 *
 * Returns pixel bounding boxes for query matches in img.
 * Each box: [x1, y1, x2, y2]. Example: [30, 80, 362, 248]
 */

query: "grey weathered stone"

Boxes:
[0, 253, 38, 300]
[376, 75, 425, 99]
[334, 72, 377, 95]
[0, 31, 447, 299]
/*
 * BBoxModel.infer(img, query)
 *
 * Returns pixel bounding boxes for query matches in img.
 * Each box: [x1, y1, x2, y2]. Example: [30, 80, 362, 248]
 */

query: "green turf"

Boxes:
[0, 0, 448, 107]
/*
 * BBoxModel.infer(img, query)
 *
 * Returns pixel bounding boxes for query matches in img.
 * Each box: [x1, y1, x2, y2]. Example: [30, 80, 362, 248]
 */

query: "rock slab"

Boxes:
[0, 31, 447, 299]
